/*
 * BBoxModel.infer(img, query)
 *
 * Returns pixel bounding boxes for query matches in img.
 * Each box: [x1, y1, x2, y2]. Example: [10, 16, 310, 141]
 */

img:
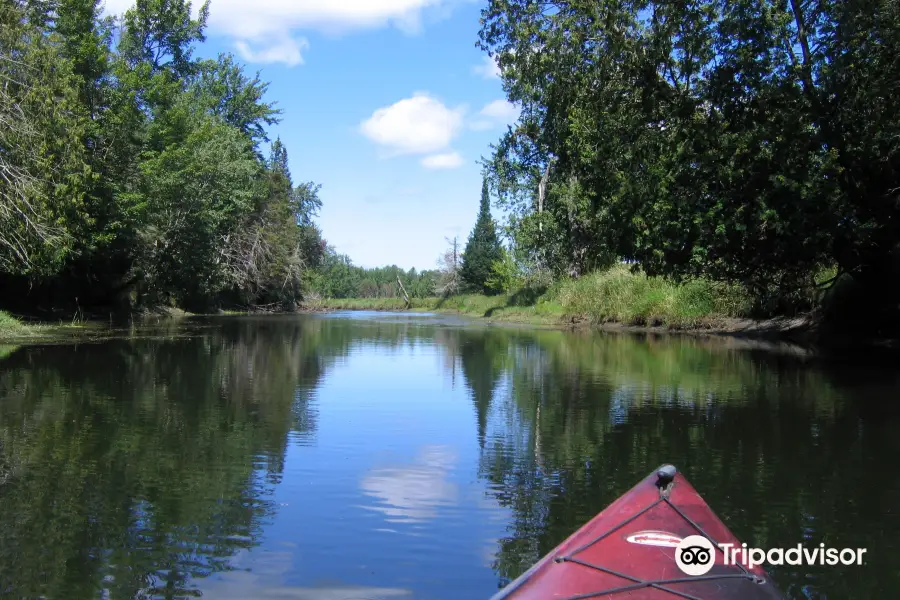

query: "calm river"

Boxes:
[0, 312, 898, 599]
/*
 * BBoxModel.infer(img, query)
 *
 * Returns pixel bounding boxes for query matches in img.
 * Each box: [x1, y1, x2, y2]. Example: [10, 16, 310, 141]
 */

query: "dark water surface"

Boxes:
[1, 312, 898, 599]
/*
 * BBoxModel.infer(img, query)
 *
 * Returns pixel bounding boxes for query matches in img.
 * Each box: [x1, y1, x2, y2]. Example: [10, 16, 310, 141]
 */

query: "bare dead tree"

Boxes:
[217, 200, 308, 308]
[396, 274, 410, 307]
[537, 163, 550, 233]
[434, 236, 462, 296]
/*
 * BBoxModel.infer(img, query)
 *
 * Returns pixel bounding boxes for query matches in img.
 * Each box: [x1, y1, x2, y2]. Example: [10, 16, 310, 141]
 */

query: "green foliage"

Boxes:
[0, 0, 324, 312]
[119, 0, 210, 77]
[53, 0, 112, 114]
[217, 139, 325, 309]
[190, 53, 281, 148]
[485, 247, 525, 295]
[461, 178, 504, 294]
[312, 263, 749, 330]
[0, 311, 27, 336]
[0, 1, 93, 275]
[551, 265, 751, 327]
[130, 113, 261, 308]
[308, 248, 439, 300]
[479, 0, 900, 319]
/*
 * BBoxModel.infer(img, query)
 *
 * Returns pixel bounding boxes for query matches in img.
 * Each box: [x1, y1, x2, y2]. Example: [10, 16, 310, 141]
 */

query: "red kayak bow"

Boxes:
[490, 465, 784, 600]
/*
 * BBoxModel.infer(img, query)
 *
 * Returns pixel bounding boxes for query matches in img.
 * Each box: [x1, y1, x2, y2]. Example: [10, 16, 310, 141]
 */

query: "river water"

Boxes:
[0, 312, 897, 599]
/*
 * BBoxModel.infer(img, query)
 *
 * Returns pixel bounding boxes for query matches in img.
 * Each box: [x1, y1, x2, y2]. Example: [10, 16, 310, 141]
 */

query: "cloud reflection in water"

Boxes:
[359, 445, 458, 524]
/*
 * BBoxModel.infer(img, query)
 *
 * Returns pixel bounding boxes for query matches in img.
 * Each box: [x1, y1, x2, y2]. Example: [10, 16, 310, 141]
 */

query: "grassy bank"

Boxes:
[0, 310, 29, 337]
[0, 309, 113, 344]
[304, 265, 754, 330]
[306, 294, 566, 323]
[551, 266, 751, 327]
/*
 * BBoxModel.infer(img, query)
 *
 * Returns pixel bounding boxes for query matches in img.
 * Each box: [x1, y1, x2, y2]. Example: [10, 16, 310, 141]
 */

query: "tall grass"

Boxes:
[549, 265, 751, 327]
[0, 310, 96, 341]
[0, 311, 28, 336]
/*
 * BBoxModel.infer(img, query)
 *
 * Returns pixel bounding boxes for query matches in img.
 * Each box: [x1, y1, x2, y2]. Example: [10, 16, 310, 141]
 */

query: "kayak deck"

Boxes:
[490, 465, 783, 600]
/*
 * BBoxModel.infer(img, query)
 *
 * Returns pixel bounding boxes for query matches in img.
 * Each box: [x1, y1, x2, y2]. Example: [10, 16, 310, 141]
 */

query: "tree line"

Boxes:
[477, 0, 900, 323]
[0, 0, 325, 313]
[307, 249, 441, 300]
[308, 178, 507, 300]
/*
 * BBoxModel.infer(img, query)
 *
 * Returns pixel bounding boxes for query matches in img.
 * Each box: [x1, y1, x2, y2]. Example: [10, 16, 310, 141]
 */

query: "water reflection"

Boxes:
[0, 318, 325, 599]
[360, 445, 458, 524]
[0, 315, 898, 599]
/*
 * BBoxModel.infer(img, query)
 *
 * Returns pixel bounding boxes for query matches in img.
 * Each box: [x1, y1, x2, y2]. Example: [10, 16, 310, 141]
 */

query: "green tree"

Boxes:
[486, 247, 525, 295]
[129, 111, 261, 309]
[190, 53, 280, 149]
[0, 0, 92, 276]
[0, 0, 326, 314]
[307, 252, 440, 300]
[118, 0, 210, 78]
[216, 138, 325, 308]
[461, 178, 504, 294]
[479, 0, 900, 321]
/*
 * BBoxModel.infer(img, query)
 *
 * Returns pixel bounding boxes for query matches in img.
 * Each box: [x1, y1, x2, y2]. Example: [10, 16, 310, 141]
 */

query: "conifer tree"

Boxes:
[461, 178, 503, 294]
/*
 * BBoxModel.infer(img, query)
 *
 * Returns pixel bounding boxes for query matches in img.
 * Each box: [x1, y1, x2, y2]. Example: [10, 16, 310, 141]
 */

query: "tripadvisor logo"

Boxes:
[675, 536, 716, 576]
[674, 535, 867, 576]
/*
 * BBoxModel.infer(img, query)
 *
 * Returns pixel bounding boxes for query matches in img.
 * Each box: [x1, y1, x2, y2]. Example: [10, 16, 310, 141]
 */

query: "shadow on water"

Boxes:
[0, 313, 898, 599]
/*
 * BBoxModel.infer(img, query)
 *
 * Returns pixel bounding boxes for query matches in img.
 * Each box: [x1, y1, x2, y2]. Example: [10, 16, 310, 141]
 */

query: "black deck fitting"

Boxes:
[656, 464, 677, 488]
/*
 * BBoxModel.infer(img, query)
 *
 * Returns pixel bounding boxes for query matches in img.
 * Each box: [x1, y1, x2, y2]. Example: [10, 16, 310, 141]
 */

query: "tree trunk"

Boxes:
[788, 0, 815, 97]
[397, 275, 410, 308]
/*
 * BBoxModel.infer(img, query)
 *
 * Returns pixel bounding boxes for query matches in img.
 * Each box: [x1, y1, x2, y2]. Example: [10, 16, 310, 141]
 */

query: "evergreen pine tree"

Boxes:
[460, 178, 503, 294]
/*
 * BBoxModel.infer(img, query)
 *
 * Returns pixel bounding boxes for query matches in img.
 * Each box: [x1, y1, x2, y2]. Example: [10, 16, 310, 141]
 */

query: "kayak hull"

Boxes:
[490, 465, 783, 600]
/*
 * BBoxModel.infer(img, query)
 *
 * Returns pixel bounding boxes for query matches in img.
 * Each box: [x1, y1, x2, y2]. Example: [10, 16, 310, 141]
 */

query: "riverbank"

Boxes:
[300, 266, 894, 350]
[302, 296, 823, 341]
[302, 265, 797, 338]
[0, 310, 118, 344]
[0, 310, 80, 341]
[0, 308, 197, 345]
[306, 265, 752, 326]
[1, 265, 893, 351]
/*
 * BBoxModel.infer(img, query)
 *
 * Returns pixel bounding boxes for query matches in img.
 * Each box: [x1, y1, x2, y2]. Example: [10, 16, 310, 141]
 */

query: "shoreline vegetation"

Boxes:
[2, 264, 893, 350]
[299, 265, 869, 349]
[304, 300, 824, 348]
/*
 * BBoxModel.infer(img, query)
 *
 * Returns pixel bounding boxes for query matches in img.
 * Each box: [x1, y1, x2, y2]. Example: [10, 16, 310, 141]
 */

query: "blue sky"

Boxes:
[107, 0, 517, 271]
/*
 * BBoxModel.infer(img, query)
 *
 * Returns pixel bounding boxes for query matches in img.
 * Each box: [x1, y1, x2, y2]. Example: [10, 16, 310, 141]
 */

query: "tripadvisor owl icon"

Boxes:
[675, 535, 716, 576]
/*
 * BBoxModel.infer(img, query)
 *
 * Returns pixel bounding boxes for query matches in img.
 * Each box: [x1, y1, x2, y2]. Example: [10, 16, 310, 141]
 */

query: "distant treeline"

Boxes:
[307, 249, 440, 300]
[306, 179, 506, 301]
[0, 0, 324, 314]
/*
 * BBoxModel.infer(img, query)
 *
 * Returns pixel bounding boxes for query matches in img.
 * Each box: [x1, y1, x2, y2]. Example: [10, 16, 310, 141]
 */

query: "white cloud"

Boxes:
[472, 55, 501, 79]
[103, 0, 457, 66]
[234, 37, 309, 66]
[360, 93, 465, 156]
[480, 99, 520, 121]
[467, 99, 521, 131]
[421, 152, 464, 169]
